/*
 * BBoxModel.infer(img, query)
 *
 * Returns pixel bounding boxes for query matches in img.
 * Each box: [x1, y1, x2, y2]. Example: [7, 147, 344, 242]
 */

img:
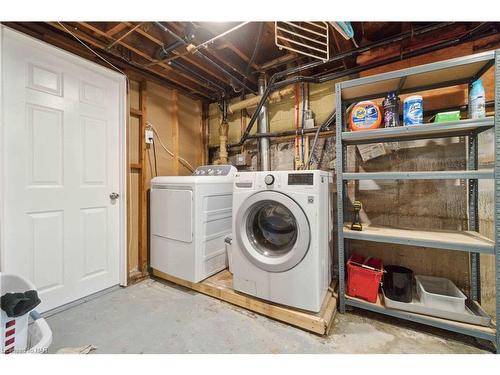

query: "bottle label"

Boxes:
[352, 104, 379, 128]
[404, 98, 423, 125]
[471, 95, 486, 119]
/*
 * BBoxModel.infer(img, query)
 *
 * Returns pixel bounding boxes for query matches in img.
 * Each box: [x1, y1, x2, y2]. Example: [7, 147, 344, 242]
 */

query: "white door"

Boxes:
[0, 27, 126, 312]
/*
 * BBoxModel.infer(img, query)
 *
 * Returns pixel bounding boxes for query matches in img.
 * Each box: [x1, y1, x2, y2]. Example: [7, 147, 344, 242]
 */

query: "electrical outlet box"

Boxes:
[233, 151, 252, 166]
[145, 129, 154, 144]
[304, 110, 315, 129]
[304, 118, 315, 129]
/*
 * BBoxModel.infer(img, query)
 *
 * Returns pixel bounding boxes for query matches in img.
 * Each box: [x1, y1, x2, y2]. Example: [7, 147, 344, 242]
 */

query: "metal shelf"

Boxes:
[342, 170, 494, 180]
[342, 117, 494, 145]
[335, 49, 500, 353]
[339, 51, 495, 102]
[345, 295, 496, 343]
[343, 224, 495, 254]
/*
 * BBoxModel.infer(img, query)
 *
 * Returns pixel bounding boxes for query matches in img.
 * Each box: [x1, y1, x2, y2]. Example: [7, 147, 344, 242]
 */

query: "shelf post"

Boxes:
[494, 49, 500, 354]
[468, 130, 480, 302]
[335, 82, 346, 313]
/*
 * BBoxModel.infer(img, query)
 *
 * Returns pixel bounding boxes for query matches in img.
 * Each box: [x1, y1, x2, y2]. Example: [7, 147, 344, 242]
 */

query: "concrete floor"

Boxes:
[46, 278, 492, 354]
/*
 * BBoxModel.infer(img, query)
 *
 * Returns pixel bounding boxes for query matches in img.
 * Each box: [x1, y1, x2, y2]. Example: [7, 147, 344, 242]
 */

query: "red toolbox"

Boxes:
[346, 254, 384, 303]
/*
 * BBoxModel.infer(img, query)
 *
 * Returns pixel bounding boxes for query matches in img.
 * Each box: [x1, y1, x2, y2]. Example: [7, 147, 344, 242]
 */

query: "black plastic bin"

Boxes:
[383, 265, 413, 303]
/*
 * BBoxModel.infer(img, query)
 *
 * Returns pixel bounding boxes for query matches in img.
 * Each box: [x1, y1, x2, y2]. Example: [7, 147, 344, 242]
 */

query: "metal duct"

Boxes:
[258, 77, 270, 171]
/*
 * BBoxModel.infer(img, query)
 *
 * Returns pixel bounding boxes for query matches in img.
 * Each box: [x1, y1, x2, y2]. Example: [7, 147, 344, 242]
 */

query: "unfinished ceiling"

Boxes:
[4, 22, 499, 101]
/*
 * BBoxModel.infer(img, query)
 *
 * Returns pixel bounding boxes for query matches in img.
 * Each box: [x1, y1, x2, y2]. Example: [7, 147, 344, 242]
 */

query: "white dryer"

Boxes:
[232, 170, 333, 312]
[151, 165, 237, 283]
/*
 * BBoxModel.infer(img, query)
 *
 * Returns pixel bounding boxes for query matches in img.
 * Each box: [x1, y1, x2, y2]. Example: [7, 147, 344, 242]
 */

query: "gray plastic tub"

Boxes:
[382, 289, 491, 326]
[415, 275, 466, 313]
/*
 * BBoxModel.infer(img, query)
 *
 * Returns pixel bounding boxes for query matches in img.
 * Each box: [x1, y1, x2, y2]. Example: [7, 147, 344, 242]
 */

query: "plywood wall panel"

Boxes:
[129, 80, 140, 110]
[178, 94, 202, 174]
[129, 116, 140, 165]
[147, 81, 177, 178]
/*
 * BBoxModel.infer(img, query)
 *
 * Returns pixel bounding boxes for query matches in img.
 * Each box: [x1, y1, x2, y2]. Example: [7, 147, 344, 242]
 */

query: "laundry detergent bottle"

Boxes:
[469, 79, 486, 119]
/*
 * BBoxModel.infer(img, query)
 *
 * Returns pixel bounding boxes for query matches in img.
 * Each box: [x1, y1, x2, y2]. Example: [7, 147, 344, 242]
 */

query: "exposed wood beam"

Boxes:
[139, 80, 148, 276]
[106, 22, 128, 36]
[258, 53, 297, 72]
[331, 25, 348, 71]
[169, 22, 257, 85]
[78, 22, 209, 88]
[192, 22, 260, 70]
[204, 49, 256, 84]
[67, 22, 214, 97]
[226, 44, 259, 70]
[126, 22, 231, 87]
[106, 22, 144, 50]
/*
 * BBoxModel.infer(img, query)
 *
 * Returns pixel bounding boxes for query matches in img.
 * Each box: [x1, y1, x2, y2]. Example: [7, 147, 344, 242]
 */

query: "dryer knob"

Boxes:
[264, 174, 275, 185]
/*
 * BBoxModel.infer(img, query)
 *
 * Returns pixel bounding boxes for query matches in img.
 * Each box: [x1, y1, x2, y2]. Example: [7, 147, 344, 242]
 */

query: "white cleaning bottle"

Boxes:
[469, 79, 486, 119]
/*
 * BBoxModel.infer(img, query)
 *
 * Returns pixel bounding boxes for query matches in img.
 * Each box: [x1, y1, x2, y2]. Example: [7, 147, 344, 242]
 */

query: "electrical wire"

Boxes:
[146, 121, 196, 172]
[242, 22, 264, 96]
[147, 146, 155, 179]
[151, 139, 158, 177]
[57, 22, 127, 77]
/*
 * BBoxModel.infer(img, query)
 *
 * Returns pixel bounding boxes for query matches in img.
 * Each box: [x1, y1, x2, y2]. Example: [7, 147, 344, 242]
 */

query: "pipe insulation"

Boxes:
[228, 86, 295, 114]
[258, 77, 270, 171]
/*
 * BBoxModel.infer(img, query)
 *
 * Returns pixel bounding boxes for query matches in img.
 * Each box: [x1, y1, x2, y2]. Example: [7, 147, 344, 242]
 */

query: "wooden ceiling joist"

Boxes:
[68, 22, 215, 98]
[126, 22, 231, 88]
[49, 22, 214, 99]
[105, 22, 129, 37]
[168, 22, 258, 86]
[106, 22, 144, 50]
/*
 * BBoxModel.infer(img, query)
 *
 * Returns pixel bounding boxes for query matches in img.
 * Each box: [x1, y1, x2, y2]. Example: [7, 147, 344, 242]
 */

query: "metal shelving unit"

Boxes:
[335, 50, 500, 353]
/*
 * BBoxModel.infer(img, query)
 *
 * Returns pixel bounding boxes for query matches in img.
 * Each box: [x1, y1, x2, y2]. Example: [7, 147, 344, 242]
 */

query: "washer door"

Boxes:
[235, 191, 310, 272]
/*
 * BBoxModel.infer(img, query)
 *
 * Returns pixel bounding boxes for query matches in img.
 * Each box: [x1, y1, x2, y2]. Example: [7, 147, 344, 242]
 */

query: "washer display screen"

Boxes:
[246, 200, 298, 257]
[288, 173, 313, 185]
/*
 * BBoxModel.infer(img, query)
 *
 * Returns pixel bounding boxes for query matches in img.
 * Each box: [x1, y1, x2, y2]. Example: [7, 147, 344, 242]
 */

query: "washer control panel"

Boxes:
[264, 174, 275, 185]
[288, 173, 314, 185]
[192, 165, 234, 176]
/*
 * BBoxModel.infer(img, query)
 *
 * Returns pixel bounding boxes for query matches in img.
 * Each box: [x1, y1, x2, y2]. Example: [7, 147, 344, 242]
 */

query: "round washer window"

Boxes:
[246, 200, 298, 257]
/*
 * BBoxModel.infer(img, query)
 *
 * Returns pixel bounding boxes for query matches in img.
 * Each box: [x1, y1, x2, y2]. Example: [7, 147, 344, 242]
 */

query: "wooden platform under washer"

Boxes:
[152, 269, 338, 335]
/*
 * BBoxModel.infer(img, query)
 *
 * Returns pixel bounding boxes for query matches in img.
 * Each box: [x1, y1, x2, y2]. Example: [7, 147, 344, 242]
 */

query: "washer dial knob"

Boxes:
[264, 174, 275, 185]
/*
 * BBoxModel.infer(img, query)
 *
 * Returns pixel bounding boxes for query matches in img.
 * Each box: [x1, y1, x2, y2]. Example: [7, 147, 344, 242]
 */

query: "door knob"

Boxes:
[110, 192, 120, 200]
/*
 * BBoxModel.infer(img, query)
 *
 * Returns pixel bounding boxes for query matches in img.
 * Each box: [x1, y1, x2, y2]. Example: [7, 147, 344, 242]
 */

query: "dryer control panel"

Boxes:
[192, 165, 235, 176]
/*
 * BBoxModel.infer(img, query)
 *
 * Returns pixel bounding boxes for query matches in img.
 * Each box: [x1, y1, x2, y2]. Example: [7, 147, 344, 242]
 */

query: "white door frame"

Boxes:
[0, 26, 128, 287]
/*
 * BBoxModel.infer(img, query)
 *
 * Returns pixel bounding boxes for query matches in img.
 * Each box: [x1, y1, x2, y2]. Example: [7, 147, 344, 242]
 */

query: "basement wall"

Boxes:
[128, 81, 204, 277]
[208, 34, 500, 319]
[208, 80, 338, 148]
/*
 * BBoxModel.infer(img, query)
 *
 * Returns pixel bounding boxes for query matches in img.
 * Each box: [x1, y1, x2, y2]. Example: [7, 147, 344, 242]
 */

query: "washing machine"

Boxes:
[150, 165, 237, 283]
[232, 170, 333, 312]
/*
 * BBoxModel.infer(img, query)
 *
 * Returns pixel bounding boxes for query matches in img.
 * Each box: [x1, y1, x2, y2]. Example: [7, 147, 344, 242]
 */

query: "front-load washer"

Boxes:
[151, 165, 236, 283]
[232, 170, 333, 312]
